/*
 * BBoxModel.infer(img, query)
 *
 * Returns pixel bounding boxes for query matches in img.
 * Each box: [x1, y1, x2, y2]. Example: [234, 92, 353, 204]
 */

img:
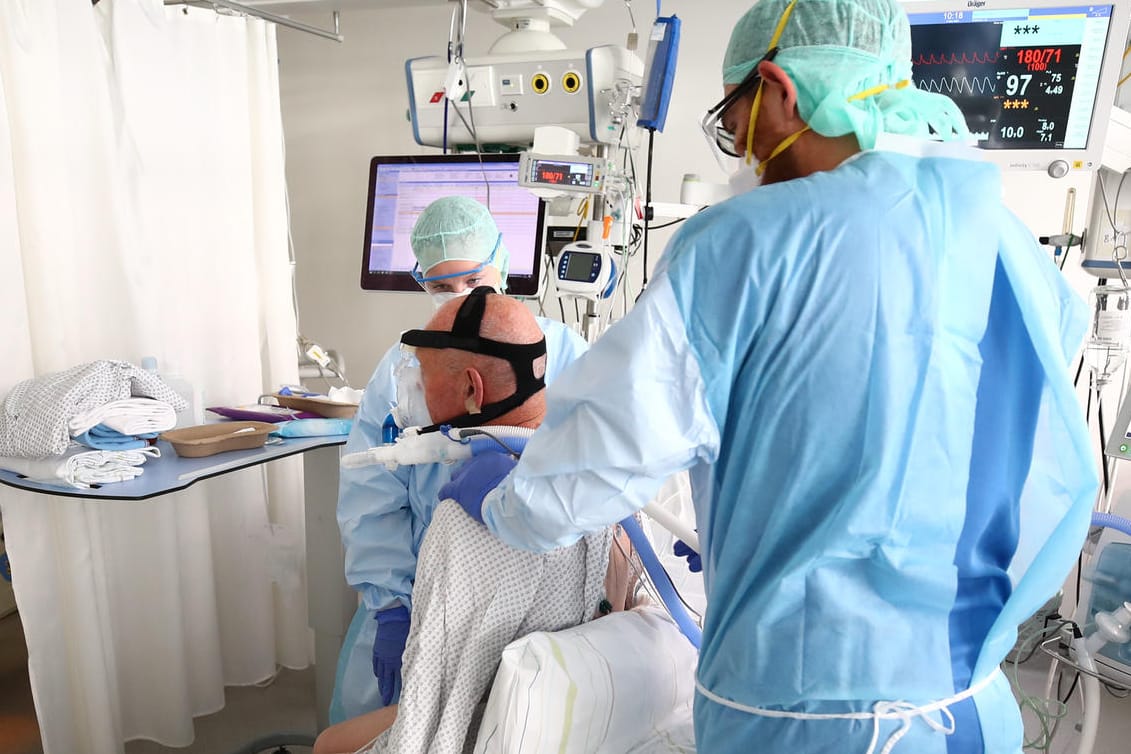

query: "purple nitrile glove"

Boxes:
[673, 539, 702, 573]
[439, 451, 518, 525]
[372, 605, 410, 706]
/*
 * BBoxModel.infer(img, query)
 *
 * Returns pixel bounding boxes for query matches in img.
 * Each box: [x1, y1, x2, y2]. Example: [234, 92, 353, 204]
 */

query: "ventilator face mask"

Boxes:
[430, 288, 474, 310]
[391, 351, 432, 430]
[399, 286, 546, 434]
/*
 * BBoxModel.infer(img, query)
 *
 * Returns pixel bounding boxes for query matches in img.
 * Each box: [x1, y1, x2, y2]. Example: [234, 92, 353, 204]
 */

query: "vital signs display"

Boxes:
[907, 4, 1113, 151]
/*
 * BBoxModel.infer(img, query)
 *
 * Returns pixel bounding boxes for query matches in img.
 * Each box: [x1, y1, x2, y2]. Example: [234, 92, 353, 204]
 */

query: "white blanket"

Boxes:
[0, 445, 161, 488]
[362, 501, 613, 754]
[0, 360, 186, 457]
[67, 397, 178, 437]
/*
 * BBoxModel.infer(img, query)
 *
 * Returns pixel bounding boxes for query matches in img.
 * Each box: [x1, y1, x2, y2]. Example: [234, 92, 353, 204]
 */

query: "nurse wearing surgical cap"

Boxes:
[331, 196, 586, 721]
[444, 1, 1097, 751]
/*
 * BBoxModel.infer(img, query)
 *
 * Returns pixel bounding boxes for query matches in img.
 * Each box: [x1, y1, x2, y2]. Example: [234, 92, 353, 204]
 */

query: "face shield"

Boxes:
[411, 233, 503, 291]
[700, 49, 779, 171]
[390, 346, 433, 430]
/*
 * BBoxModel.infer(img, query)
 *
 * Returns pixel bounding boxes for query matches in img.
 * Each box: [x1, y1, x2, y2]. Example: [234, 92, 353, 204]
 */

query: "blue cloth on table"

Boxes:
[74, 423, 158, 450]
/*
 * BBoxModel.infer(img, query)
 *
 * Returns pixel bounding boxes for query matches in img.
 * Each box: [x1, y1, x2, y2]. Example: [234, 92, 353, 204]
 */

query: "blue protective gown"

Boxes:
[331, 316, 586, 721]
[480, 152, 1097, 753]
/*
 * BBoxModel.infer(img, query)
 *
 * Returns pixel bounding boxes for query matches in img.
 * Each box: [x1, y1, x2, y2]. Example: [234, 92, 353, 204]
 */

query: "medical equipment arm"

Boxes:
[482, 276, 720, 552]
[337, 346, 420, 611]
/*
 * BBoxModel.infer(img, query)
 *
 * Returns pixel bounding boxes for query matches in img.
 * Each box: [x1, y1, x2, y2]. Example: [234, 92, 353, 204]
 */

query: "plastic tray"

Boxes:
[273, 393, 359, 419]
[160, 422, 277, 458]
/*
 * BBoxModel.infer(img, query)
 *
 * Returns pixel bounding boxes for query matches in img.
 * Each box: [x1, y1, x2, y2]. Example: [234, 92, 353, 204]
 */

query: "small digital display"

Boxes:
[534, 160, 594, 188]
[563, 251, 598, 282]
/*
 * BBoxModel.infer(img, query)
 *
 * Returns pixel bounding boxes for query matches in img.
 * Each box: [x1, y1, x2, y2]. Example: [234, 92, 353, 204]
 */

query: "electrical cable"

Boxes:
[650, 217, 687, 230]
[641, 128, 656, 293]
[1099, 392, 1110, 495]
[463, 428, 522, 459]
[1059, 672, 1080, 705]
[447, 100, 492, 211]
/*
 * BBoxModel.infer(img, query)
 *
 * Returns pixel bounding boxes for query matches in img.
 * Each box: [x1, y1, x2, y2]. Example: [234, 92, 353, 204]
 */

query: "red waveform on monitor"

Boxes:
[914, 51, 1001, 65]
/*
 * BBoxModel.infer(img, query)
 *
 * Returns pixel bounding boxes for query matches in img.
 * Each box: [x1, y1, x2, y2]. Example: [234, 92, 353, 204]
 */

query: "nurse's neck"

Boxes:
[764, 131, 862, 185]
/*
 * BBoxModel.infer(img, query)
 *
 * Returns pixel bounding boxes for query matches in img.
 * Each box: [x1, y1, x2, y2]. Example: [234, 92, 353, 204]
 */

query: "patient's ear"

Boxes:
[464, 368, 485, 415]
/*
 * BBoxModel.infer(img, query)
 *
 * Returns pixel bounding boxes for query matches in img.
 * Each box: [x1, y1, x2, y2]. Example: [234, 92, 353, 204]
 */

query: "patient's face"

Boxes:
[416, 348, 468, 425]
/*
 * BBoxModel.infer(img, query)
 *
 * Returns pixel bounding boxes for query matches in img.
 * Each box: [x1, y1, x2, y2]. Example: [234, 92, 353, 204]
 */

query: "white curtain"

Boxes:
[0, 2, 310, 752]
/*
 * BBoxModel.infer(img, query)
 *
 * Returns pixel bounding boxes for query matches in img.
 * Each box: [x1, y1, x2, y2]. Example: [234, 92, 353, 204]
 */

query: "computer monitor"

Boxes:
[360, 154, 546, 296]
[904, 0, 1130, 174]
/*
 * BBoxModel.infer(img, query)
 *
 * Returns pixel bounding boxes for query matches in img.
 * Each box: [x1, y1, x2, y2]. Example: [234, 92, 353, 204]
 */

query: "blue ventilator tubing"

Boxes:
[468, 435, 701, 648]
[1093, 512, 1131, 537]
[618, 515, 702, 649]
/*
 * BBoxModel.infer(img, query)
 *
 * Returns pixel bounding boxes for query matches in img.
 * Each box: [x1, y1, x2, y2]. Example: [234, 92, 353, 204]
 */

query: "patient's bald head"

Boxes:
[416, 294, 547, 428]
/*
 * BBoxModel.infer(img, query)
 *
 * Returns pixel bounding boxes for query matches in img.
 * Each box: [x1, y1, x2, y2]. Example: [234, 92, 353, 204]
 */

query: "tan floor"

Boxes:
[0, 611, 316, 754]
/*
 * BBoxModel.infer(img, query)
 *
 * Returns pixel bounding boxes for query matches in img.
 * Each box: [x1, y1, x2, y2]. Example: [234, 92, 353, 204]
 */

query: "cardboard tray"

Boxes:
[272, 393, 358, 419]
[160, 421, 277, 458]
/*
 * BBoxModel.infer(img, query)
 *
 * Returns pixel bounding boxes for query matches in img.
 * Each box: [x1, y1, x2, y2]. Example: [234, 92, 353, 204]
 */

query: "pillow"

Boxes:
[472, 606, 698, 753]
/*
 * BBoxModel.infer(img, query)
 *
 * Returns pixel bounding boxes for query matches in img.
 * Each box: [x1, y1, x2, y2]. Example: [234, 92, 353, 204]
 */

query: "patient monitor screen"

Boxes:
[361, 155, 545, 295]
[907, 4, 1114, 150]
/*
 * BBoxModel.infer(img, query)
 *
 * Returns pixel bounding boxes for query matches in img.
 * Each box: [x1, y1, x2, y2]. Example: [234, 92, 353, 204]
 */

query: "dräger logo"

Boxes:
[967, 0, 986, 6]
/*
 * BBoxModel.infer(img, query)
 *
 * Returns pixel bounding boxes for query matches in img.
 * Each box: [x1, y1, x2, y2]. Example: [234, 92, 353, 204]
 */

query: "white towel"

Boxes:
[0, 445, 161, 489]
[68, 397, 178, 437]
[0, 360, 186, 457]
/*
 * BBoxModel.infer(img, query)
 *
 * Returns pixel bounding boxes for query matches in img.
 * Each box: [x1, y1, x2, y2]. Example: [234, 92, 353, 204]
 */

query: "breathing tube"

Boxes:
[1092, 512, 1131, 538]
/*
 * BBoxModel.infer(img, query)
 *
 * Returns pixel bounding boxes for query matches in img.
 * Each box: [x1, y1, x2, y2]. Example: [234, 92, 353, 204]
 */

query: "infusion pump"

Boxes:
[518, 152, 608, 195]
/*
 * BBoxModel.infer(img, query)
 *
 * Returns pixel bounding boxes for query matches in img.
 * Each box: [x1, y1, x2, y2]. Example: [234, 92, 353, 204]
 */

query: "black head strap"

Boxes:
[400, 287, 546, 431]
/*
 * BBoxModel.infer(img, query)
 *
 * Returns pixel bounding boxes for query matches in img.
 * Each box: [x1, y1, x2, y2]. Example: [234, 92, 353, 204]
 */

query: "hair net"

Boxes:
[722, 0, 969, 149]
[410, 195, 510, 286]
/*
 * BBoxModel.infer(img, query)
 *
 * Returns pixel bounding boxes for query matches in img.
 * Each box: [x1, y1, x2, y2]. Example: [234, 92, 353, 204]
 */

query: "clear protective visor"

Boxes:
[411, 233, 502, 289]
[700, 48, 780, 172]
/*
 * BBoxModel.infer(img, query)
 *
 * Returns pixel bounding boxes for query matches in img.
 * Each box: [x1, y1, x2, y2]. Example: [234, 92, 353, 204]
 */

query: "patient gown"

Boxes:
[362, 500, 612, 753]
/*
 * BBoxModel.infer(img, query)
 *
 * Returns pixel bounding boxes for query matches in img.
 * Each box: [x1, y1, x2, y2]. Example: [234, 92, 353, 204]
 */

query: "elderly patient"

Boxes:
[315, 289, 639, 754]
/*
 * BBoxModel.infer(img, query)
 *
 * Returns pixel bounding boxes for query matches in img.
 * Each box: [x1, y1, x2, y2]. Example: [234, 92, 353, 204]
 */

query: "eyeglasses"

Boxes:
[411, 233, 502, 290]
[700, 48, 779, 167]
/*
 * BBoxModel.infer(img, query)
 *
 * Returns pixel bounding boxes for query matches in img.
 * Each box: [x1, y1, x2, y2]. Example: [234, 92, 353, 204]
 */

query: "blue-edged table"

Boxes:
[0, 434, 353, 734]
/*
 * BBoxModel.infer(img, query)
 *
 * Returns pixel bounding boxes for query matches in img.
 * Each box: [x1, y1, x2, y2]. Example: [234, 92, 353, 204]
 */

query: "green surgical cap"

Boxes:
[410, 195, 510, 289]
[722, 0, 969, 149]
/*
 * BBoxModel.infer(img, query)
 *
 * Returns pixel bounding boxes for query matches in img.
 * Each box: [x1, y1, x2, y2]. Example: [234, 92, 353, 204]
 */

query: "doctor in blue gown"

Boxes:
[331, 196, 587, 721]
[443, 1, 1098, 751]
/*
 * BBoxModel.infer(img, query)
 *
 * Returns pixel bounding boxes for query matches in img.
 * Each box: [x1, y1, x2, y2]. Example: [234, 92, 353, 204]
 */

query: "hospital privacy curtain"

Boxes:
[0, 1, 309, 752]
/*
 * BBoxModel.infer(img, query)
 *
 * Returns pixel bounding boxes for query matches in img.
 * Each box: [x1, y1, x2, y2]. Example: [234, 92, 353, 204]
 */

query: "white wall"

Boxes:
[275, 0, 1131, 745]
[277, 0, 746, 384]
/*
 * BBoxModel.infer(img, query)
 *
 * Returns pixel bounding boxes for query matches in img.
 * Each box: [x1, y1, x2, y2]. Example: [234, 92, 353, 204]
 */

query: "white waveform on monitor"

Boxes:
[917, 76, 997, 95]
